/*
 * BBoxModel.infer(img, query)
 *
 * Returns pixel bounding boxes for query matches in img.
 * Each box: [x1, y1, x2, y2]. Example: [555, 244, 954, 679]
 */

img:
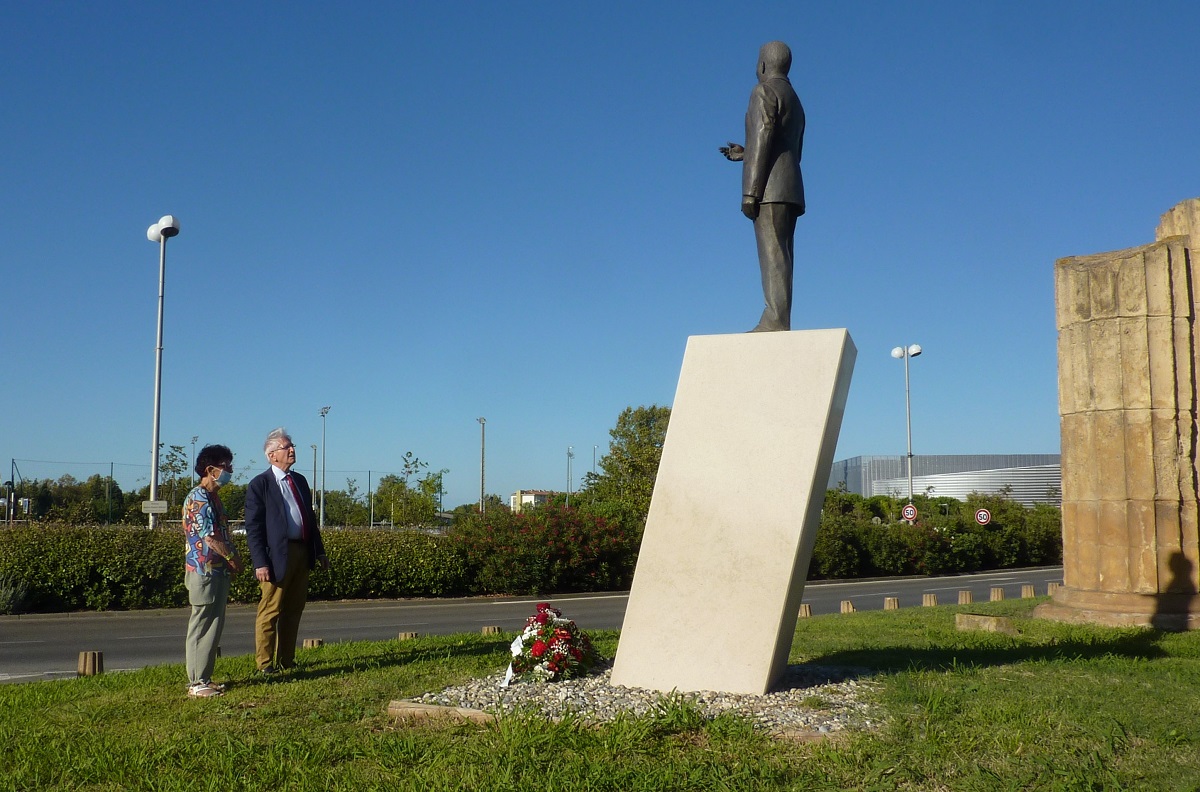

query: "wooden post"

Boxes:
[840, 600, 855, 614]
[990, 587, 1005, 602]
[798, 603, 812, 618]
[1021, 584, 1036, 599]
[481, 625, 501, 635]
[77, 651, 103, 677]
[922, 593, 938, 607]
[397, 632, 419, 640]
[1048, 581, 1061, 596]
[884, 597, 899, 610]
[302, 638, 324, 649]
[958, 590, 973, 605]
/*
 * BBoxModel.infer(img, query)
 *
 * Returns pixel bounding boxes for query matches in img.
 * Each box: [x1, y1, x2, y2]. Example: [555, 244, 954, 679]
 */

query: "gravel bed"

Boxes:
[413, 662, 882, 738]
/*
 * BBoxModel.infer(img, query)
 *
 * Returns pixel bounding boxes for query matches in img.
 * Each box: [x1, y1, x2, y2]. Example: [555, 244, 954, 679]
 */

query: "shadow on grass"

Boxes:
[795, 627, 1168, 683]
[273, 635, 515, 685]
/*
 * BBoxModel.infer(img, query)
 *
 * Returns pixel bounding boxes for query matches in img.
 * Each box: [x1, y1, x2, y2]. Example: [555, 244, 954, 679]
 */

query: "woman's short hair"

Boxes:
[195, 444, 233, 478]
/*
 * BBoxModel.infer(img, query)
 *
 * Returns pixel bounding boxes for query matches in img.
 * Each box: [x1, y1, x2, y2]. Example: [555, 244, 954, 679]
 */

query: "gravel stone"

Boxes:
[413, 661, 881, 738]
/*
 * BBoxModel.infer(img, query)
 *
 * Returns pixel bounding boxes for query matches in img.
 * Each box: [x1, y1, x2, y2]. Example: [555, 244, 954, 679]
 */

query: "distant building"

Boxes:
[510, 489, 554, 513]
[828, 454, 1061, 508]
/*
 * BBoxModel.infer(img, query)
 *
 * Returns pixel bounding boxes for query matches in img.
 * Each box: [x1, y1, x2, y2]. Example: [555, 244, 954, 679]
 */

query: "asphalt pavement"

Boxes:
[0, 566, 1062, 684]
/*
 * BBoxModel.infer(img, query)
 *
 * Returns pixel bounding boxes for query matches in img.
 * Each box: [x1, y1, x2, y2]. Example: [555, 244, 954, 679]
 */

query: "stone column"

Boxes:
[1036, 198, 1200, 629]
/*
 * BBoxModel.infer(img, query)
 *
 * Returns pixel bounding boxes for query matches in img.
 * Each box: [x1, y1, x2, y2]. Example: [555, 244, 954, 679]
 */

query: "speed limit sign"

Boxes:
[902, 503, 918, 521]
[975, 508, 992, 525]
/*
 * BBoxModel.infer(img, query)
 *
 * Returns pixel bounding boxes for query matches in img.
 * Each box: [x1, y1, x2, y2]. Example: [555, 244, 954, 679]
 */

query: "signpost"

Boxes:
[975, 508, 992, 526]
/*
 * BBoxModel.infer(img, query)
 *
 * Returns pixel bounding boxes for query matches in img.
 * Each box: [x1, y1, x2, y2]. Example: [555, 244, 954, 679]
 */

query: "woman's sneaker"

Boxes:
[187, 682, 223, 698]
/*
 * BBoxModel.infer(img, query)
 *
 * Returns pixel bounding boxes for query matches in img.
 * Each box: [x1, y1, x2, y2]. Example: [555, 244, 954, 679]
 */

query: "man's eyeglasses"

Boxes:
[272, 443, 296, 452]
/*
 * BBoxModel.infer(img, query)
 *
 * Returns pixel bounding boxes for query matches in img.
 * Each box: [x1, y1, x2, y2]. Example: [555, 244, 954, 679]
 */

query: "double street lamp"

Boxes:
[146, 214, 180, 529]
[890, 344, 922, 504]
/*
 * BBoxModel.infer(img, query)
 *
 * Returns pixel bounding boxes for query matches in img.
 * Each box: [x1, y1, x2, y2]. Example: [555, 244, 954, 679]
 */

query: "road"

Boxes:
[0, 566, 1062, 684]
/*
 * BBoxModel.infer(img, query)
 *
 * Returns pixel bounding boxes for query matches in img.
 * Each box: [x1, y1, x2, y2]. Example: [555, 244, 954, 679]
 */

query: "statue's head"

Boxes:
[757, 41, 792, 81]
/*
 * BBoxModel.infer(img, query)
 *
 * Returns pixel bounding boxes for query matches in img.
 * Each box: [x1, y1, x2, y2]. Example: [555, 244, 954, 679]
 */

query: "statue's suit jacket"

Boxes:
[245, 467, 326, 583]
[742, 75, 805, 212]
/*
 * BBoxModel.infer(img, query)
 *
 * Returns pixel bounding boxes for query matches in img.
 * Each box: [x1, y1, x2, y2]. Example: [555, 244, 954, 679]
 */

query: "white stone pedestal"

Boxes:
[610, 329, 856, 694]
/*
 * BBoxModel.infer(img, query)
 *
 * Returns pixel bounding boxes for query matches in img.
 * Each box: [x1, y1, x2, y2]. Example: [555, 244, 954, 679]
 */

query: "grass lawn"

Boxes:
[2, 598, 1198, 791]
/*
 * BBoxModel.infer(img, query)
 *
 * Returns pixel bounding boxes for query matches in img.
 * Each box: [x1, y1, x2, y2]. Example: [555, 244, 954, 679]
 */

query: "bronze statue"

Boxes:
[720, 41, 805, 332]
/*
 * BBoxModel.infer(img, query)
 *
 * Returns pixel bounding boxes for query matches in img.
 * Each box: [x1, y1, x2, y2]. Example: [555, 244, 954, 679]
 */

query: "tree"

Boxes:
[158, 444, 190, 510]
[578, 404, 671, 534]
[370, 453, 445, 527]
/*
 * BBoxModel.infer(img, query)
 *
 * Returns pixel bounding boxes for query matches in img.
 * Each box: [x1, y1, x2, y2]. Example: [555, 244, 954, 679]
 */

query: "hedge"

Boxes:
[0, 493, 1061, 613]
[0, 526, 469, 614]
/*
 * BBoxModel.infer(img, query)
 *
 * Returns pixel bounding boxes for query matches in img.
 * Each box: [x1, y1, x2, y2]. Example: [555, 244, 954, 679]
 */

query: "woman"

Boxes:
[183, 444, 242, 698]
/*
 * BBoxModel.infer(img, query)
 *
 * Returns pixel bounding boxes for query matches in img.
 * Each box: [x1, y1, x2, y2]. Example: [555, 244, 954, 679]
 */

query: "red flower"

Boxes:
[530, 640, 548, 658]
[534, 612, 549, 625]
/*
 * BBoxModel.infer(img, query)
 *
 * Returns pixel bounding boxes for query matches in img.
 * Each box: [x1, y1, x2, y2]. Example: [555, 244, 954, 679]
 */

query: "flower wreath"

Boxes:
[501, 602, 600, 686]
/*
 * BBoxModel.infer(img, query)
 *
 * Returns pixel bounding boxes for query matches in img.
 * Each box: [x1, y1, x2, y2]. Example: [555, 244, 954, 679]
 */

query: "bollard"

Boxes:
[840, 600, 855, 614]
[798, 603, 812, 618]
[922, 593, 938, 607]
[481, 625, 501, 635]
[1021, 584, 1036, 599]
[958, 590, 973, 605]
[884, 597, 899, 611]
[1048, 581, 1061, 596]
[990, 587, 1005, 602]
[77, 651, 104, 677]
[397, 632, 420, 640]
[302, 638, 324, 649]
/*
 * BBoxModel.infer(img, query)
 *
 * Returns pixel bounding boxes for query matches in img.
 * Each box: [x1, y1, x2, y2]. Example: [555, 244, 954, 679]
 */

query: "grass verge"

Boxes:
[2, 599, 1198, 790]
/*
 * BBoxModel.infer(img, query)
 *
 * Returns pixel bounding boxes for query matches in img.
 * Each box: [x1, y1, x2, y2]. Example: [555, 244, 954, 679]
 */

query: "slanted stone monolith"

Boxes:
[610, 330, 855, 694]
[1036, 198, 1200, 630]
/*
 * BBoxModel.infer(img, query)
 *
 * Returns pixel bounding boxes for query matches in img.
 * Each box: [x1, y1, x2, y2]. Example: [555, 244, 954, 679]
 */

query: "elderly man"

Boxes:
[244, 427, 330, 674]
[720, 40, 806, 332]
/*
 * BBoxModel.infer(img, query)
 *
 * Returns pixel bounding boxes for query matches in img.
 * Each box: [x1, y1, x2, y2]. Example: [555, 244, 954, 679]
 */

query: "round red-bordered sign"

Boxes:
[902, 503, 918, 521]
[975, 508, 992, 525]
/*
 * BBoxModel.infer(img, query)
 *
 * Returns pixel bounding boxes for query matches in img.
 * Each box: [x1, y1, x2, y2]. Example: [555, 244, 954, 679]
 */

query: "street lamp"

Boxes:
[319, 406, 330, 529]
[890, 344, 923, 505]
[190, 435, 199, 487]
[311, 444, 318, 506]
[146, 214, 180, 529]
[566, 446, 574, 508]
[477, 417, 486, 513]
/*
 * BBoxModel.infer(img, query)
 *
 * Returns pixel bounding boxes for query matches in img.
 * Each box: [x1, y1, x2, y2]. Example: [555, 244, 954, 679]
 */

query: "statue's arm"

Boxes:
[719, 142, 744, 161]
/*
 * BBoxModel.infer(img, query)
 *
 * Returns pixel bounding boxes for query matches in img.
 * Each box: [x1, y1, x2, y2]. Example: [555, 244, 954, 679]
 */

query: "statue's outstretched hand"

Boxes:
[719, 142, 744, 162]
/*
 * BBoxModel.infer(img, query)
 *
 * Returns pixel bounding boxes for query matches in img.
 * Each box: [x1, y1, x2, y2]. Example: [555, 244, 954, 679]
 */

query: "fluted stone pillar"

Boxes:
[1036, 198, 1200, 629]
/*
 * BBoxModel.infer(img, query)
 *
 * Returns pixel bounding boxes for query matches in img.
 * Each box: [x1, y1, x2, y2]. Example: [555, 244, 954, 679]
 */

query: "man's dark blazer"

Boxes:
[244, 467, 326, 583]
[742, 74, 805, 212]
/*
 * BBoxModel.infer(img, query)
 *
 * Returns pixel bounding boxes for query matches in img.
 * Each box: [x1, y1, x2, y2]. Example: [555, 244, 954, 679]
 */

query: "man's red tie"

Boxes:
[285, 473, 314, 541]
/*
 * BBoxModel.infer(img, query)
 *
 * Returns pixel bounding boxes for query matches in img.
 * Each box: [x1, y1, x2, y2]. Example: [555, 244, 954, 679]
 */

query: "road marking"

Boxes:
[496, 595, 628, 606]
[0, 640, 45, 645]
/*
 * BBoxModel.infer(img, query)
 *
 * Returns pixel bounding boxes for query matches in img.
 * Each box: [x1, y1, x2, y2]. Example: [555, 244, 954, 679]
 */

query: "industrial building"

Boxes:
[828, 454, 1061, 507]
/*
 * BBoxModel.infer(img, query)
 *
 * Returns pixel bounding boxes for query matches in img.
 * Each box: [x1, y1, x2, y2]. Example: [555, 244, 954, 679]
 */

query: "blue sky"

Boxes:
[3, 2, 1198, 508]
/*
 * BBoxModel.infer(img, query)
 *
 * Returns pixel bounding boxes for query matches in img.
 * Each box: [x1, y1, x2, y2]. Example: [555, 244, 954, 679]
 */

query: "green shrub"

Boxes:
[451, 505, 638, 595]
[0, 573, 30, 614]
[0, 525, 470, 612]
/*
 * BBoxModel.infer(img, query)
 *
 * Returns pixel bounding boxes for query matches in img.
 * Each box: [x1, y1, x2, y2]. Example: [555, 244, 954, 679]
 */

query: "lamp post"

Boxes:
[890, 344, 923, 505]
[476, 417, 486, 513]
[311, 444, 318, 509]
[190, 435, 199, 487]
[319, 406, 330, 529]
[566, 446, 574, 508]
[146, 214, 180, 529]
[593, 445, 597, 478]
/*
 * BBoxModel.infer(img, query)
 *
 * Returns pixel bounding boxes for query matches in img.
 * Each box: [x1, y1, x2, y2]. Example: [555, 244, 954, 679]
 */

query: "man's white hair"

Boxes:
[263, 426, 292, 454]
